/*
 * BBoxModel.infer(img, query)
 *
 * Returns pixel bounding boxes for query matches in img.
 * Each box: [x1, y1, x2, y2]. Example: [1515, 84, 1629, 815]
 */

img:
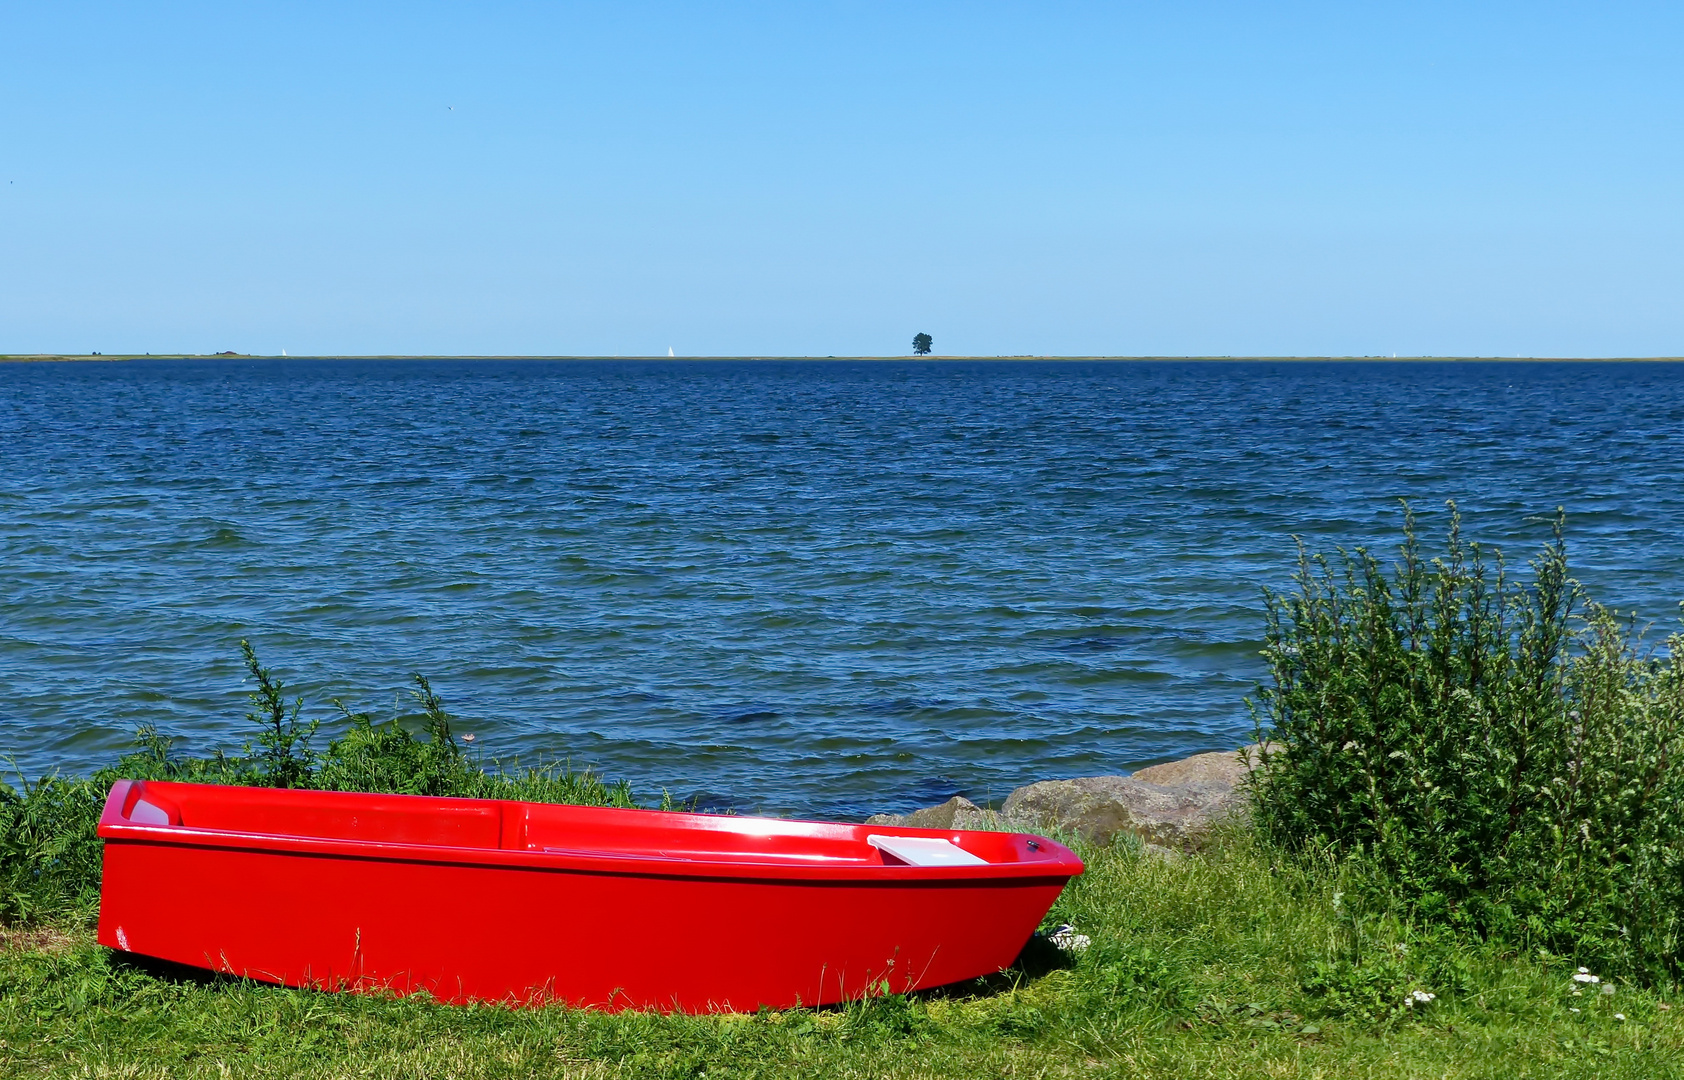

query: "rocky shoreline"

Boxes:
[866, 744, 1272, 851]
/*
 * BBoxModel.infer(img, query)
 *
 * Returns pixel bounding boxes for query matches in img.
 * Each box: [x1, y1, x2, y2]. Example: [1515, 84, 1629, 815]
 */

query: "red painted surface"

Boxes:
[96, 780, 1082, 1011]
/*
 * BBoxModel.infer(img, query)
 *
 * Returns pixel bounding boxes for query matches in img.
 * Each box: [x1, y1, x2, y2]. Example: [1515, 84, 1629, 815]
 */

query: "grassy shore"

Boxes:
[4, 831, 1681, 1079]
[8, 515, 1684, 1076]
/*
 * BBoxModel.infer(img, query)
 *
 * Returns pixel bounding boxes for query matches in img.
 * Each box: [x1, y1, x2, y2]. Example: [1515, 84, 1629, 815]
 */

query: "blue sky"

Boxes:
[1, 2, 1679, 356]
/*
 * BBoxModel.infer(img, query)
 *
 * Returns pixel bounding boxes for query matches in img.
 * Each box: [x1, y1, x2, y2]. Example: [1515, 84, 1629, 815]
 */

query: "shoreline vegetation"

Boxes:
[5, 353, 1684, 364]
[5, 507, 1684, 1076]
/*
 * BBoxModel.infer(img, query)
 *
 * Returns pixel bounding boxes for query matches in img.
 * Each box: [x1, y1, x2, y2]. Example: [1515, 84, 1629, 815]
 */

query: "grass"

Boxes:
[3, 832, 1683, 1078]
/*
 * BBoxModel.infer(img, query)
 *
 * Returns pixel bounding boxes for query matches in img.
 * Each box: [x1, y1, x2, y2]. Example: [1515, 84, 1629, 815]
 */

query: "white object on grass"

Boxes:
[866, 834, 987, 867]
[1049, 924, 1091, 952]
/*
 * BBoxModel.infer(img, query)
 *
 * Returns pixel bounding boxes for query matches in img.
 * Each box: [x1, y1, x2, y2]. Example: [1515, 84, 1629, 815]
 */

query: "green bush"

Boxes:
[0, 774, 106, 924]
[0, 643, 635, 925]
[1250, 502, 1684, 980]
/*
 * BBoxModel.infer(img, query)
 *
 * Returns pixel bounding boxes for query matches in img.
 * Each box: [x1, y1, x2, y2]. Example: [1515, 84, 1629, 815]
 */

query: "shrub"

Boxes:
[0, 774, 106, 924]
[315, 676, 476, 797]
[1250, 502, 1684, 980]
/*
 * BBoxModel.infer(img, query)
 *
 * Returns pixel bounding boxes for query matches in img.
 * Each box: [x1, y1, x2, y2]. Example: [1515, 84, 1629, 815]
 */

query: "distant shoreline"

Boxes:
[4, 353, 1683, 364]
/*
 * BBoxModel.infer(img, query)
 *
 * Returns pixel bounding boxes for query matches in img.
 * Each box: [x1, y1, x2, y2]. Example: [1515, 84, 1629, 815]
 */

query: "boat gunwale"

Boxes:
[97, 780, 1085, 885]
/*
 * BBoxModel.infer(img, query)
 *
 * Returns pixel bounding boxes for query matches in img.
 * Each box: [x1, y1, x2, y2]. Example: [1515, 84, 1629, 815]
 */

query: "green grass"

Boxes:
[4, 833, 1682, 1079]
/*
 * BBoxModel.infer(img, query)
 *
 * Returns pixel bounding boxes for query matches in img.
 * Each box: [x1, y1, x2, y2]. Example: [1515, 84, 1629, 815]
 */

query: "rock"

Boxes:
[999, 774, 1240, 850]
[1004, 779, 1206, 849]
[864, 795, 999, 831]
[999, 743, 1273, 850]
[863, 745, 1277, 851]
[1129, 745, 1267, 788]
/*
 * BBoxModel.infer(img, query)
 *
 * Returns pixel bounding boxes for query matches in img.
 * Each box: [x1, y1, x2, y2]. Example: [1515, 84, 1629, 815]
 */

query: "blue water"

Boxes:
[2, 359, 1682, 819]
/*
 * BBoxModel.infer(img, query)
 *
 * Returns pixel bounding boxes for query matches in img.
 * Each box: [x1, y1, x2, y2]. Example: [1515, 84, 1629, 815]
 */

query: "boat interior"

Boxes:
[112, 780, 1061, 869]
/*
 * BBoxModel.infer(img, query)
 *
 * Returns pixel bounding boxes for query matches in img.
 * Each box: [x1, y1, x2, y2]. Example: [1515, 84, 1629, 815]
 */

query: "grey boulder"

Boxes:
[999, 775, 1240, 850]
[864, 795, 999, 831]
[1129, 746, 1268, 788]
[863, 744, 1274, 851]
[999, 744, 1271, 850]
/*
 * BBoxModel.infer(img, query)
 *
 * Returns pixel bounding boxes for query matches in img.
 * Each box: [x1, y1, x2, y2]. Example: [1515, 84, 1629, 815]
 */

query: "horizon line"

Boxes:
[6, 353, 1684, 364]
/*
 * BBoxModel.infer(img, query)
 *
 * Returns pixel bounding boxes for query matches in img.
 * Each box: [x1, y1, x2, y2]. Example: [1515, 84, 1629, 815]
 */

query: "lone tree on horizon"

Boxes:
[912, 332, 933, 356]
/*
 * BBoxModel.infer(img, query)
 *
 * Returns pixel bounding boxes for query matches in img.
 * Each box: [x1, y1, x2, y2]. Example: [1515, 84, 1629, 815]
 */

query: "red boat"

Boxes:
[96, 779, 1083, 1011]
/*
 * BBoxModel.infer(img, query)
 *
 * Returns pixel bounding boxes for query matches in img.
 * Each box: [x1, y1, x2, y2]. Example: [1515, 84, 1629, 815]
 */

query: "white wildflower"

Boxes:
[1602, 983, 1615, 996]
[1614, 1013, 1626, 1022]
[1573, 971, 1600, 984]
[1408, 990, 1436, 1005]
[1569, 1007, 1580, 1014]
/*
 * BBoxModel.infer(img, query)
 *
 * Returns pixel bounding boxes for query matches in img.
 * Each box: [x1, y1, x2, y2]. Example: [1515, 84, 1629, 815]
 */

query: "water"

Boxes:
[2, 359, 1682, 819]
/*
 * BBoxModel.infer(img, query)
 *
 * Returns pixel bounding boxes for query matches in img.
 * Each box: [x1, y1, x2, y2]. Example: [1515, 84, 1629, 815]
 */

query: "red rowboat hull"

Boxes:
[96, 780, 1082, 1011]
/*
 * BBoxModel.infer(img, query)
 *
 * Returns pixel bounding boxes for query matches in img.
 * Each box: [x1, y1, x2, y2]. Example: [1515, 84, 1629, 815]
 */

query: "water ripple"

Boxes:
[1, 359, 1682, 818]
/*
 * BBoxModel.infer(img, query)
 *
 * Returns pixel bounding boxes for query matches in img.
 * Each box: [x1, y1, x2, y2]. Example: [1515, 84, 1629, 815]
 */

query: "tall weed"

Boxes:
[239, 639, 318, 787]
[1250, 502, 1684, 979]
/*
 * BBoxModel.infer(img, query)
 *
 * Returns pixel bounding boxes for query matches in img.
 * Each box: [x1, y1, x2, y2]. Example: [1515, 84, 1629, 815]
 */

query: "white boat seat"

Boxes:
[866, 834, 988, 867]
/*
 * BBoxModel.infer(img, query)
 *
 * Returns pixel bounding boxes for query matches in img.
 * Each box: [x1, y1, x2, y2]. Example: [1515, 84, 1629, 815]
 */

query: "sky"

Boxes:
[1, 2, 1680, 357]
